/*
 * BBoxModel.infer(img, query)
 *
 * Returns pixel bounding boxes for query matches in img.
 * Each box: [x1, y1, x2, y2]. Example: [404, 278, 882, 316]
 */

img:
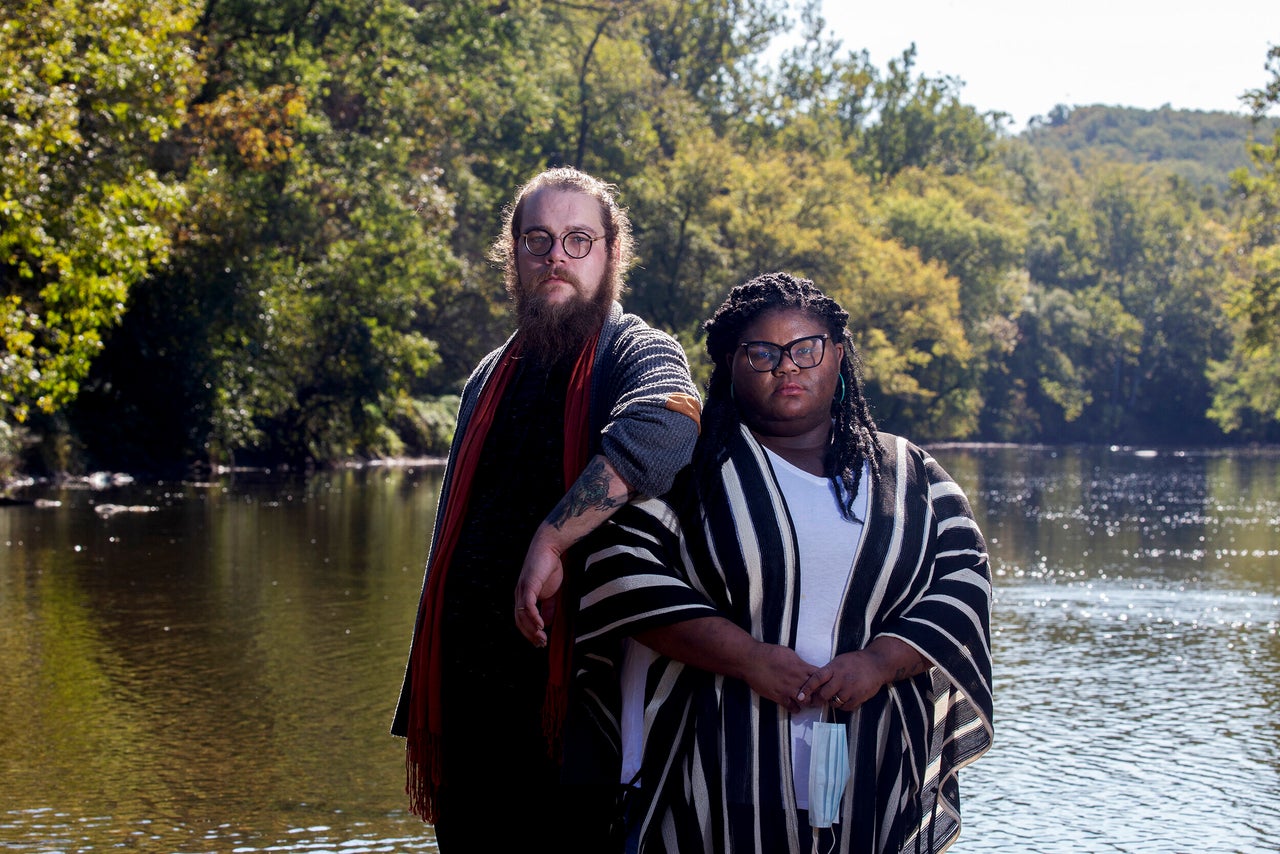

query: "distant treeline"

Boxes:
[2, 1, 1278, 481]
[1026, 104, 1280, 191]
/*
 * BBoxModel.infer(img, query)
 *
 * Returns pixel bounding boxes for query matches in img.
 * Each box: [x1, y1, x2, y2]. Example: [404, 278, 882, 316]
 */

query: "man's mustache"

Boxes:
[530, 267, 581, 289]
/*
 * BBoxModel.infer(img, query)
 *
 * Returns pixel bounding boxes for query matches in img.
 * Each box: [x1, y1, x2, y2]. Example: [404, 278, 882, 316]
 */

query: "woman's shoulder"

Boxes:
[872, 430, 933, 456]
[869, 431, 943, 486]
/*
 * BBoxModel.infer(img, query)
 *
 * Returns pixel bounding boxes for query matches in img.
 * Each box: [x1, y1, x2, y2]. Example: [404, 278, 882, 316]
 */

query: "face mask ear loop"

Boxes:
[809, 827, 838, 854]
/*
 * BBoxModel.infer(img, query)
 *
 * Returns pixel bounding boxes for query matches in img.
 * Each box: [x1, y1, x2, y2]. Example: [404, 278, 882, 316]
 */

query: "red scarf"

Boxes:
[406, 333, 597, 822]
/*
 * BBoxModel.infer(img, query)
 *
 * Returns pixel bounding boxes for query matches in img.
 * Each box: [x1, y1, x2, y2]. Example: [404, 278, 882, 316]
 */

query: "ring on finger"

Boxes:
[832, 695, 843, 705]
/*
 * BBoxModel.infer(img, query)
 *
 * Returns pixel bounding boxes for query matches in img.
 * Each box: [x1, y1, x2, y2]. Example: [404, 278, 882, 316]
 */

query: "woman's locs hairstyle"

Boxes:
[699, 272, 879, 520]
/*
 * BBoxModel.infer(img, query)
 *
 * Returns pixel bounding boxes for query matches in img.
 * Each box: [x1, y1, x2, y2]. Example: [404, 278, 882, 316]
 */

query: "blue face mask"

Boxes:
[806, 721, 850, 829]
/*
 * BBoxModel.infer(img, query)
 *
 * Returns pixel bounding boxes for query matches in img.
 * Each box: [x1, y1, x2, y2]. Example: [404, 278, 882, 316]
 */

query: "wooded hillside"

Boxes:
[1023, 104, 1280, 191]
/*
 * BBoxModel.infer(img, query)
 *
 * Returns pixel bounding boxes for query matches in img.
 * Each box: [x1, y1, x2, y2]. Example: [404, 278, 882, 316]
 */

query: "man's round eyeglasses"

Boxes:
[520, 229, 604, 259]
[739, 334, 829, 372]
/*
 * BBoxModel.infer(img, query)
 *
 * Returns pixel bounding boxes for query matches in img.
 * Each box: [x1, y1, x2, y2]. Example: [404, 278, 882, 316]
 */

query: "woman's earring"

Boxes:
[837, 374, 846, 403]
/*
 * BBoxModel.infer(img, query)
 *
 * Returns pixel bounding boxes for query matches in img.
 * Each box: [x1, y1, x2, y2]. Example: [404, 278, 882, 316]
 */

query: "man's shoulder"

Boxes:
[604, 304, 681, 350]
[607, 303, 652, 334]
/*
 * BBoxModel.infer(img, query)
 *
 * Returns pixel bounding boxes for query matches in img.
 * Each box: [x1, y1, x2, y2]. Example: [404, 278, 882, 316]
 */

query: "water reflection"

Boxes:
[1, 466, 443, 852]
[1, 447, 1278, 853]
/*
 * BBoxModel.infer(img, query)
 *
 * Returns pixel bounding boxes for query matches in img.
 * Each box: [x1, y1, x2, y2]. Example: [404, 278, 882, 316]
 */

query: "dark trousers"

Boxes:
[432, 780, 625, 854]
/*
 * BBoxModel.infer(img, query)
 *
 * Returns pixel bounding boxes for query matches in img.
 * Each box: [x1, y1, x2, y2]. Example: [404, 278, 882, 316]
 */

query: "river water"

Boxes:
[1, 445, 1277, 853]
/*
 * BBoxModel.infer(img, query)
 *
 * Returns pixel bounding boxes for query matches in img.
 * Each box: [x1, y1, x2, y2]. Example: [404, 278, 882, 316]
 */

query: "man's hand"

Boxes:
[514, 527, 563, 647]
[512, 454, 636, 647]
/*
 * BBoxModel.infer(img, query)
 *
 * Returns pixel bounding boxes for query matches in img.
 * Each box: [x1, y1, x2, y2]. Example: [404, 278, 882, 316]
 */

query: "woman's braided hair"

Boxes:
[699, 271, 879, 520]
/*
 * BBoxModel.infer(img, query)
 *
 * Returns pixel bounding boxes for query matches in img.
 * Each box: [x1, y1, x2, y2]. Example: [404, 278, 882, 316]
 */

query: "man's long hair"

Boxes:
[699, 271, 879, 520]
[490, 167, 634, 304]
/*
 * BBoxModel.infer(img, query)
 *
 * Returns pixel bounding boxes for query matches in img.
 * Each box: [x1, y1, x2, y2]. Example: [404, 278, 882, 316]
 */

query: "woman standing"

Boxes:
[568, 272, 994, 853]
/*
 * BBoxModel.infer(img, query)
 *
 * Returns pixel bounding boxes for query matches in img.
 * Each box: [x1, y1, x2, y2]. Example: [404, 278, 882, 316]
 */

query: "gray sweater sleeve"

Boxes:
[592, 310, 701, 499]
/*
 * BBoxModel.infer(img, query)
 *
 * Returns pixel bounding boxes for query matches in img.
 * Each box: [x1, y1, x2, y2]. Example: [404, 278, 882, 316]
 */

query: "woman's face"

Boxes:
[729, 307, 844, 441]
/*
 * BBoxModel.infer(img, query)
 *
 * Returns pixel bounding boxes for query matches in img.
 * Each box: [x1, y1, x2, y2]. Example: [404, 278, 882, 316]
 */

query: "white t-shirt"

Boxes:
[618, 450, 869, 807]
[765, 449, 867, 811]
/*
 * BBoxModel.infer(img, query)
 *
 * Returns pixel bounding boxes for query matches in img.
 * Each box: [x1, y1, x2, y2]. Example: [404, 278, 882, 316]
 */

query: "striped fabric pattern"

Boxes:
[573, 425, 994, 853]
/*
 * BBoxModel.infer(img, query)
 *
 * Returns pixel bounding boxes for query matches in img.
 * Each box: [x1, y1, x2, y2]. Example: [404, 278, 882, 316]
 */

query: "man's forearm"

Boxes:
[513, 454, 636, 645]
[539, 454, 635, 550]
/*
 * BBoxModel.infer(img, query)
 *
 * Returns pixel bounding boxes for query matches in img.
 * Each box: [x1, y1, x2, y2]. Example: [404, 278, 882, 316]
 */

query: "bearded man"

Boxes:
[391, 167, 701, 854]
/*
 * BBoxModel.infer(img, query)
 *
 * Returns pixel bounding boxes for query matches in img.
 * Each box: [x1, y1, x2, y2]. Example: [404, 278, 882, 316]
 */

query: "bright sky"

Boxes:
[805, 0, 1278, 131]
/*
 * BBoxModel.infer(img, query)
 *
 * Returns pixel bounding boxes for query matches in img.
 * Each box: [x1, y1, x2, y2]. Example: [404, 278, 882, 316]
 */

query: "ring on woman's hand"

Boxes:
[832, 695, 843, 705]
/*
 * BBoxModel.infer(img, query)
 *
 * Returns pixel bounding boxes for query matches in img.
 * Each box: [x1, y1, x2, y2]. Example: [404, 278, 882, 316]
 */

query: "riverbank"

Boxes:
[0, 455, 450, 499]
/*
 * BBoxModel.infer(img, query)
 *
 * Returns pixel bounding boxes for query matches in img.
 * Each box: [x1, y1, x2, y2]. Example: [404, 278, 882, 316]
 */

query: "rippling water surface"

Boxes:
[2, 446, 1277, 853]
[947, 446, 1280, 853]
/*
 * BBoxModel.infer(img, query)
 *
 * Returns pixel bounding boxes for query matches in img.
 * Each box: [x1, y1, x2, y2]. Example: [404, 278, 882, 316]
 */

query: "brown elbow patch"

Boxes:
[665, 393, 702, 432]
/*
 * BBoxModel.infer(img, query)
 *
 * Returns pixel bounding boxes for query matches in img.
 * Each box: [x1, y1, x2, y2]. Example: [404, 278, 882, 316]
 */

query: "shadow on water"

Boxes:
[1, 446, 1278, 852]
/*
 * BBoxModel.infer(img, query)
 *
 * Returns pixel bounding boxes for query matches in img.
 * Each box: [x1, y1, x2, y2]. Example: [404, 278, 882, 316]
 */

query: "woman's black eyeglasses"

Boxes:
[739, 334, 829, 372]
[520, 229, 604, 259]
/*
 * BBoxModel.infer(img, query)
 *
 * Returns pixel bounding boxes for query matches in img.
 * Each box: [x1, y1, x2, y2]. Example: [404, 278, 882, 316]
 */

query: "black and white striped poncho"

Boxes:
[569, 425, 994, 854]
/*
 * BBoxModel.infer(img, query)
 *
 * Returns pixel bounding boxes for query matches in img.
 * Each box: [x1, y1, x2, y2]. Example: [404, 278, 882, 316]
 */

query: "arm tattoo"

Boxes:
[548, 457, 632, 529]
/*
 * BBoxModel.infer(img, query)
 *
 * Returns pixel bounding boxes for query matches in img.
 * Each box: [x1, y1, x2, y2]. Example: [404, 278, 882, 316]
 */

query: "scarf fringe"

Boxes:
[541, 681, 569, 760]
[541, 597, 573, 759]
[406, 732, 443, 823]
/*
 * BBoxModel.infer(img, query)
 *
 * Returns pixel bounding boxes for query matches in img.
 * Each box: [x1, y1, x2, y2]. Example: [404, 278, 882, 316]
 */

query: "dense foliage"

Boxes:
[1208, 45, 1280, 436]
[2, 0, 1278, 477]
[1, 0, 201, 471]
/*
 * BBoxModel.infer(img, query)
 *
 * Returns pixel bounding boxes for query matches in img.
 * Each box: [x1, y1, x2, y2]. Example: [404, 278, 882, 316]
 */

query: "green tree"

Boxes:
[74, 0, 478, 469]
[6, 0, 1257, 474]
[1014, 157, 1232, 442]
[878, 165, 1028, 433]
[1023, 103, 1279, 193]
[715, 148, 975, 437]
[625, 129, 741, 345]
[855, 46, 999, 181]
[989, 280, 1097, 440]
[1209, 45, 1280, 437]
[0, 0, 201, 433]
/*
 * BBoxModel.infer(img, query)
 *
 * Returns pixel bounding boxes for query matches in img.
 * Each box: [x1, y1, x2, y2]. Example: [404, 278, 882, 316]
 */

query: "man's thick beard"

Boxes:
[515, 275, 614, 367]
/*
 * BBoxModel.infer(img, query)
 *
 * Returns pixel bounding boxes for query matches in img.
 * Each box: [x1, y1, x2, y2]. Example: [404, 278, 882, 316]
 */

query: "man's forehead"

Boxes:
[520, 188, 604, 228]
